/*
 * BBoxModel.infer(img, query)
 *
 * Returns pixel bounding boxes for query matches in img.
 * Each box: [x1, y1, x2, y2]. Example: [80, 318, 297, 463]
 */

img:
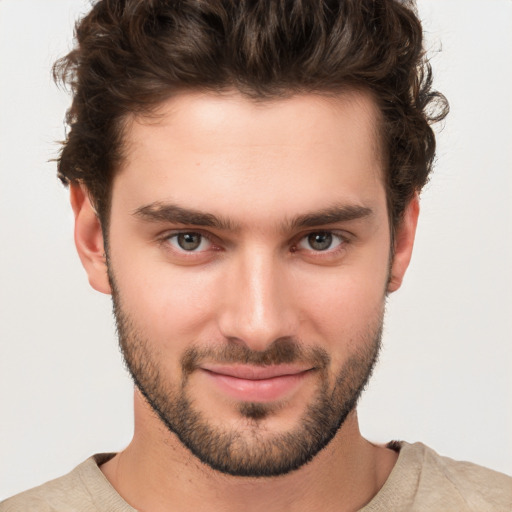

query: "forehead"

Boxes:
[114, 90, 386, 224]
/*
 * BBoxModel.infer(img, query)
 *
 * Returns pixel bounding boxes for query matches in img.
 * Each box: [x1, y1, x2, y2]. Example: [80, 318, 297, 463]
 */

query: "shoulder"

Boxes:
[0, 454, 133, 512]
[363, 442, 511, 512]
[395, 442, 511, 511]
[0, 458, 94, 512]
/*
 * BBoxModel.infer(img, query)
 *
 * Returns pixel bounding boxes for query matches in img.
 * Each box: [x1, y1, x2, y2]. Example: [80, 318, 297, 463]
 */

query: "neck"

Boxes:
[101, 391, 397, 512]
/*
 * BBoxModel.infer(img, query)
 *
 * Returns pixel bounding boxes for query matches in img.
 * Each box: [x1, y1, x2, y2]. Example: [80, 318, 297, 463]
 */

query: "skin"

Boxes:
[71, 90, 419, 512]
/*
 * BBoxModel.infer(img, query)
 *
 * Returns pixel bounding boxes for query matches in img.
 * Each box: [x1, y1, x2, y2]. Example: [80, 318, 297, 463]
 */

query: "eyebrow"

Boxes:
[287, 204, 373, 230]
[133, 202, 373, 232]
[133, 202, 237, 231]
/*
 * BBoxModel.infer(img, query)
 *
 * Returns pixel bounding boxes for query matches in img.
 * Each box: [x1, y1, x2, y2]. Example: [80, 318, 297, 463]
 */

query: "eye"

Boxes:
[297, 231, 345, 252]
[167, 232, 212, 252]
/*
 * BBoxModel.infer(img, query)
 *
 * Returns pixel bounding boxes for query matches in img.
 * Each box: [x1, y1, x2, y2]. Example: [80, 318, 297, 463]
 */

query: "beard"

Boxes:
[109, 274, 383, 478]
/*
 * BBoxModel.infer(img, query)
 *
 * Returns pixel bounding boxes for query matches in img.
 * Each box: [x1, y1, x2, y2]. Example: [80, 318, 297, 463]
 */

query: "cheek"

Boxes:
[294, 257, 388, 356]
[305, 275, 385, 329]
[111, 250, 222, 351]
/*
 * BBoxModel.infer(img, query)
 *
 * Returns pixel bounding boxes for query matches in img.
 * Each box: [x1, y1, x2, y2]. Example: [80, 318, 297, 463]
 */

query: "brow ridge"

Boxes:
[133, 201, 373, 232]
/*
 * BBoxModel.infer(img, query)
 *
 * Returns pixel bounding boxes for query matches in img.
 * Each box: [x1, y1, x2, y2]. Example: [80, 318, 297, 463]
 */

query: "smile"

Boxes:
[200, 365, 314, 402]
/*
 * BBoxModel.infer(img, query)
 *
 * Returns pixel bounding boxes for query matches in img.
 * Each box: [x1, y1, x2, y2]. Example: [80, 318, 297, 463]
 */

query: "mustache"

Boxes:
[181, 337, 330, 375]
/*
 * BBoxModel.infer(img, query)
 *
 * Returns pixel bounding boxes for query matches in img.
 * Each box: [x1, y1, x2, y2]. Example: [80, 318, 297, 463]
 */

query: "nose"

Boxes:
[217, 247, 298, 352]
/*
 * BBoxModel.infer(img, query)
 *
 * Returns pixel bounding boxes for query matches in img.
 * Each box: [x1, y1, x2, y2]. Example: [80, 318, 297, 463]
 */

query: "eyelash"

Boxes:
[292, 231, 347, 254]
[158, 230, 350, 258]
[159, 230, 220, 256]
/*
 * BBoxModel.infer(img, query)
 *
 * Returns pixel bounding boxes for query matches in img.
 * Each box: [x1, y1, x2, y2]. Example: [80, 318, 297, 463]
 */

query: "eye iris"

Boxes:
[308, 232, 332, 251]
[177, 233, 202, 251]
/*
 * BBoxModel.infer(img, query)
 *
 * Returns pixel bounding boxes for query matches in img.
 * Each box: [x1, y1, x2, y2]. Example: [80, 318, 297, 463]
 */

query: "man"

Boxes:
[1, 0, 510, 510]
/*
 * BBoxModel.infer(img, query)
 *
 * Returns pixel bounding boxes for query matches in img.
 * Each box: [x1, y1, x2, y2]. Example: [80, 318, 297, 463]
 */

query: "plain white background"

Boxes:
[0, 0, 511, 500]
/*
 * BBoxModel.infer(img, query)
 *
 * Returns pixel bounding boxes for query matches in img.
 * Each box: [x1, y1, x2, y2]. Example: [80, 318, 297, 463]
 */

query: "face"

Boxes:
[78, 91, 414, 477]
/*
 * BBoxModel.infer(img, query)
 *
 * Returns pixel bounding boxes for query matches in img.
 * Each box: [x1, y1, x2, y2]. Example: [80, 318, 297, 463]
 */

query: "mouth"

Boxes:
[200, 364, 314, 402]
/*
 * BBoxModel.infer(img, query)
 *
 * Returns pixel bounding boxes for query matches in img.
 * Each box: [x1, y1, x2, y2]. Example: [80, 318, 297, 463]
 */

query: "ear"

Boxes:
[387, 194, 420, 293]
[70, 184, 111, 295]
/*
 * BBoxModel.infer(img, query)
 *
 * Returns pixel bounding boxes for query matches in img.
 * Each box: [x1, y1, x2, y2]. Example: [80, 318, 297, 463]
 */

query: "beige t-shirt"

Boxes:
[1, 442, 511, 511]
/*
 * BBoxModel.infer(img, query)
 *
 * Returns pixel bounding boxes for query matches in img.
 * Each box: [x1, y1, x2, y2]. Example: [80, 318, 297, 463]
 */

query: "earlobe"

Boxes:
[70, 184, 112, 295]
[387, 195, 420, 293]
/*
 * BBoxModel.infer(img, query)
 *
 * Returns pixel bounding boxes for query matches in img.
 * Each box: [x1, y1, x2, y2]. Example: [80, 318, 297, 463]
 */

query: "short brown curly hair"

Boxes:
[54, 0, 448, 233]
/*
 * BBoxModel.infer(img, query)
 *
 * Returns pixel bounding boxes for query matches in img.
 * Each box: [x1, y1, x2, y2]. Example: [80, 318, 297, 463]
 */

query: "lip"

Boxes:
[200, 364, 313, 402]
